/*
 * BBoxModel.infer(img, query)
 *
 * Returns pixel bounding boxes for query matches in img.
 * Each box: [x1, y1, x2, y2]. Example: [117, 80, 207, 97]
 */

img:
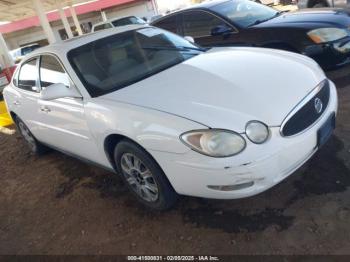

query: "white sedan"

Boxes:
[3, 25, 338, 210]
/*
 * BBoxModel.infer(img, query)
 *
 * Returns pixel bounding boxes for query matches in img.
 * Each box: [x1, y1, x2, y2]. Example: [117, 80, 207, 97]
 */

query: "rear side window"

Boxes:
[183, 11, 229, 38]
[152, 15, 179, 34]
[12, 67, 20, 86]
[94, 23, 112, 32]
[18, 59, 38, 92]
[40, 55, 70, 88]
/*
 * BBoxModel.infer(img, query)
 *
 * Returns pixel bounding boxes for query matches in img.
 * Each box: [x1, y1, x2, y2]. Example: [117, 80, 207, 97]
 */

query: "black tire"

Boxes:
[15, 117, 48, 155]
[114, 139, 178, 210]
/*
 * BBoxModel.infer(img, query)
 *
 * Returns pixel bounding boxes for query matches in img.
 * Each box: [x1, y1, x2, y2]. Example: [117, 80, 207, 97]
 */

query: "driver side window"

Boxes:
[40, 55, 70, 88]
[182, 11, 231, 38]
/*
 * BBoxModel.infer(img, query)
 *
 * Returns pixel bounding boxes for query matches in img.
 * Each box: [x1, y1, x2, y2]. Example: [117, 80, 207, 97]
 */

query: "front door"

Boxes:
[181, 11, 239, 47]
[36, 54, 101, 162]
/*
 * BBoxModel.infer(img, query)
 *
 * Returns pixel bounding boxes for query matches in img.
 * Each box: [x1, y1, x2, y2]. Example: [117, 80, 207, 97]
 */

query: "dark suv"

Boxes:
[152, 0, 350, 69]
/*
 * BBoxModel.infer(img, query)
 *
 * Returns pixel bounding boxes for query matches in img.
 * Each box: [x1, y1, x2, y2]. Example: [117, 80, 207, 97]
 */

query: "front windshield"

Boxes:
[212, 0, 278, 28]
[68, 27, 204, 97]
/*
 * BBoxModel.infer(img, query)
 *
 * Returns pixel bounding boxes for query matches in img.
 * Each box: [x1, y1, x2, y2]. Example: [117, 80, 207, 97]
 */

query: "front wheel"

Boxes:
[114, 140, 178, 210]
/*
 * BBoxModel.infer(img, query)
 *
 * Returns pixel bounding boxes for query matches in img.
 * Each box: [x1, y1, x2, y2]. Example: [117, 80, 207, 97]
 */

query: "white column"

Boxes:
[56, 1, 73, 39]
[69, 6, 83, 36]
[0, 33, 14, 68]
[32, 0, 56, 44]
[101, 11, 107, 22]
[151, 0, 159, 15]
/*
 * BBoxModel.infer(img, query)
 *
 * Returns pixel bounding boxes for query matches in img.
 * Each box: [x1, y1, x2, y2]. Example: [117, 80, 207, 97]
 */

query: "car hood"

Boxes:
[101, 47, 325, 132]
[255, 8, 350, 29]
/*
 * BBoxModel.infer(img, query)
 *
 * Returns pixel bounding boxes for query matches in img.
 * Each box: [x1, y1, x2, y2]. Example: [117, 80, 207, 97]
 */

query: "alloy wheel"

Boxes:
[120, 153, 159, 202]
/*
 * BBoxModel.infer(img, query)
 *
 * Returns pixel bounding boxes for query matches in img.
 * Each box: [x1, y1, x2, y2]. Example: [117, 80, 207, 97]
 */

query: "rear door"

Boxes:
[36, 54, 101, 161]
[12, 58, 42, 137]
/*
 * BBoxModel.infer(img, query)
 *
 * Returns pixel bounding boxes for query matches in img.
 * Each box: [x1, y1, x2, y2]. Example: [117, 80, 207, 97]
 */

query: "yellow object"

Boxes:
[0, 100, 13, 127]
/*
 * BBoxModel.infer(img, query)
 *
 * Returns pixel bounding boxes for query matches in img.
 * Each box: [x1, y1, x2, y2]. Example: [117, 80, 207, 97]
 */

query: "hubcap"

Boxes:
[120, 153, 159, 202]
[18, 122, 36, 151]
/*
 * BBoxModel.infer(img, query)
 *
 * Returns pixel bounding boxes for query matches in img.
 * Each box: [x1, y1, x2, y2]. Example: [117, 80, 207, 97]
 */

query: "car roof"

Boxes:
[27, 24, 147, 58]
[151, 0, 230, 24]
[184, 0, 231, 9]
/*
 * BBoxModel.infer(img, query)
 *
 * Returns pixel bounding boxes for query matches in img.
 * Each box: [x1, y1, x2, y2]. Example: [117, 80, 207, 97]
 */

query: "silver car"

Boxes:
[297, 0, 348, 8]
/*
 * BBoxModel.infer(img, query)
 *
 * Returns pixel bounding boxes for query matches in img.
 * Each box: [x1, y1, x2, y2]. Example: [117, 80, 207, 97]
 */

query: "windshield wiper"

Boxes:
[248, 11, 283, 27]
[141, 46, 208, 52]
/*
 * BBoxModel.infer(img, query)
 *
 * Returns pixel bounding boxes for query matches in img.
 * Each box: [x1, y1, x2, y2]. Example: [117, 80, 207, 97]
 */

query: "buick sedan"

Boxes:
[4, 26, 338, 210]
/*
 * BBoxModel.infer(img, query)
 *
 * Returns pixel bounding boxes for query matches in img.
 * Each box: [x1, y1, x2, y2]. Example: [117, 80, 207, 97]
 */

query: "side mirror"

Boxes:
[184, 36, 195, 43]
[40, 83, 82, 101]
[211, 25, 233, 36]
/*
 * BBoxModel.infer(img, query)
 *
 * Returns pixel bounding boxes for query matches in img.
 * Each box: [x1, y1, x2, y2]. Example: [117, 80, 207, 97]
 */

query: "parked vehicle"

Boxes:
[9, 44, 41, 64]
[92, 16, 146, 32]
[152, 0, 350, 70]
[148, 14, 163, 23]
[0, 73, 8, 94]
[4, 25, 338, 210]
[0, 65, 17, 94]
[297, 0, 348, 8]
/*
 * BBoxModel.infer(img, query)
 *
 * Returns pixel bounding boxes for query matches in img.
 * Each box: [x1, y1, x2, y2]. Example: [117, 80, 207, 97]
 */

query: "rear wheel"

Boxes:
[15, 117, 48, 155]
[114, 140, 178, 210]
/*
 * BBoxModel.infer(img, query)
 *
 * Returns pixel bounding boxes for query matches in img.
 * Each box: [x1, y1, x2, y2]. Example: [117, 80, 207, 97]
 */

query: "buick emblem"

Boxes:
[314, 98, 323, 114]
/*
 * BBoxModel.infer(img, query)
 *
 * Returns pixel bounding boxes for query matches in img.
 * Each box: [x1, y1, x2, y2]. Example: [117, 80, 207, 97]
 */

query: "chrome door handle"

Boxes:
[40, 106, 51, 113]
[13, 101, 20, 106]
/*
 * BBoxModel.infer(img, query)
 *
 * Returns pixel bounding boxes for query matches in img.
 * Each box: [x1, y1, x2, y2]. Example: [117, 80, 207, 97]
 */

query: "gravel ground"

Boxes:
[0, 66, 350, 255]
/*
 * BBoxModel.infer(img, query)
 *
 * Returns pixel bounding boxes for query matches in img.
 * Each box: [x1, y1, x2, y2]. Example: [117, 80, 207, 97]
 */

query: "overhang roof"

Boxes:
[0, 0, 138, 34]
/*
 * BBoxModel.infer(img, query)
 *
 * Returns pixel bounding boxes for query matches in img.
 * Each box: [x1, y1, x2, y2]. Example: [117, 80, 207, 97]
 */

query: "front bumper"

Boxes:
[149, 81, 338, 199]
[303, 36, 350, 70]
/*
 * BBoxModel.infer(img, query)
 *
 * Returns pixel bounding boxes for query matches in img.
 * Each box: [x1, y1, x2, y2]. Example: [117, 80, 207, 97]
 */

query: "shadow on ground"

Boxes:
[50, 132, 350, 234]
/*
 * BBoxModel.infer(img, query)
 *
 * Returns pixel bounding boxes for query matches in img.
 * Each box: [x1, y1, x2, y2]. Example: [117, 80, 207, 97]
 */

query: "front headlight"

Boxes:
[246, 121, 269, 144]
[180, 129, 246, 157]
[307, 28, 348, 44]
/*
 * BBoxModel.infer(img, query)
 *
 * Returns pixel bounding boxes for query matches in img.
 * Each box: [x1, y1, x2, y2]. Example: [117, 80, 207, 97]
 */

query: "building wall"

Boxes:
[4, 0, 155, 50]
[103, 1, 155, 21]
